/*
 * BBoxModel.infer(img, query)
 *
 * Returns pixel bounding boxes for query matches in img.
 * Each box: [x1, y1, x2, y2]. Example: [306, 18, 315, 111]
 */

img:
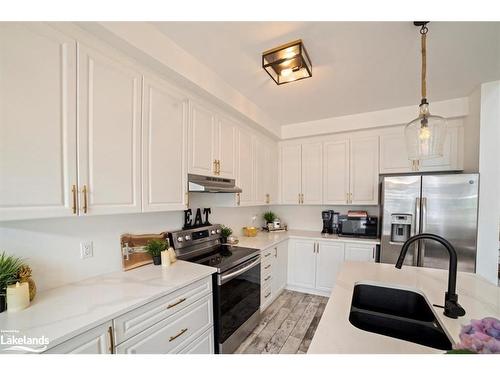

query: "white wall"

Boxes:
[463, 87, 481, 173]
[0, 206, 266, 292]
[269, 205, 379, 232]
[476, 80, 500, 285]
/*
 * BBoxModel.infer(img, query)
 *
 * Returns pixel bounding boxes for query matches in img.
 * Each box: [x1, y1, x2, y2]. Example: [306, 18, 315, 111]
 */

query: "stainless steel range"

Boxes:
[169, 224, 261, 354]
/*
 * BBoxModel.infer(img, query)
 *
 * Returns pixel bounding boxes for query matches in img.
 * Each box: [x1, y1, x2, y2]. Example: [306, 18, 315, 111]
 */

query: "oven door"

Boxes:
[215, 255, 260, 351]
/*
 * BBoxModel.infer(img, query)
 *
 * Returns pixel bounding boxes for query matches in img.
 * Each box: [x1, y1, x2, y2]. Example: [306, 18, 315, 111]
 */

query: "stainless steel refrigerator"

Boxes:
[379, 173, 479, 272]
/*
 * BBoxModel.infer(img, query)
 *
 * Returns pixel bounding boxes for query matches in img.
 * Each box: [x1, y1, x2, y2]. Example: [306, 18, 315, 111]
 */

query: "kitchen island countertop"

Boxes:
[308, 261, 500, 354]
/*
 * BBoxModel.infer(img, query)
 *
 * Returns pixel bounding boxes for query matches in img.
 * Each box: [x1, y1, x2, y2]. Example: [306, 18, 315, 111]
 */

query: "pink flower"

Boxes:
[454, 317, 500, 354]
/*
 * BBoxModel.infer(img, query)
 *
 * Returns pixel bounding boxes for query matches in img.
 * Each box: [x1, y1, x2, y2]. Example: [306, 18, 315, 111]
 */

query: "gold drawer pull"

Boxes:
[264, 292, 271, 299]
[264, 253, 271, 258]
[264, 276, 271, 282]
[169, 328, 188, 342]
[82, 184, 88, 214]
[264, 265, 271, 270]
[107, 326, 114, 354]
[71, 184, 77, 214]
[167, 298, 186, 309]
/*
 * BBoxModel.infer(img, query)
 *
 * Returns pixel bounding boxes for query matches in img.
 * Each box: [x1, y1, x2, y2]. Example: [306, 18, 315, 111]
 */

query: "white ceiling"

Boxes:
[152, 22, 500, 126]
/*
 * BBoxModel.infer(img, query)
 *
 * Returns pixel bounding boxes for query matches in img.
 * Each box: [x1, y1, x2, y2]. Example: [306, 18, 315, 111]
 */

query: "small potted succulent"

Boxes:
[145, 239, 167, 266]
[220, 226, 233, 244]
[0, 251, 24, 313]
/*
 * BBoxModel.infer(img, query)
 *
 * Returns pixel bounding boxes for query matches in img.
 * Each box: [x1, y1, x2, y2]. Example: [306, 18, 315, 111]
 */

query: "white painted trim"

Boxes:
[281, 97, 469, 139]
[285, 285, 331, 298]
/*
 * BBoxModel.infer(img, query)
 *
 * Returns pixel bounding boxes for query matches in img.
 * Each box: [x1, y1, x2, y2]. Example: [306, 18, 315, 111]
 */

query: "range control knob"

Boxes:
[211, 230, 216, 235]
[216, 229, 221, 234]
[177, 236, 184, 242]
[184, 235, 191, 241]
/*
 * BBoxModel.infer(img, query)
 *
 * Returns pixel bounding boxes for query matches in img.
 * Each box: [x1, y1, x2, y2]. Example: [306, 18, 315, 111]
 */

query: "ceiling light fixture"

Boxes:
[262, 39, 312, 85]
[404, 22, 447, 160]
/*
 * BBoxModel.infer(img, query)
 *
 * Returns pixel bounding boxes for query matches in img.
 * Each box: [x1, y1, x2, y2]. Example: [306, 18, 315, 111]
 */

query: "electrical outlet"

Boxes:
[80, 241, 93, 259]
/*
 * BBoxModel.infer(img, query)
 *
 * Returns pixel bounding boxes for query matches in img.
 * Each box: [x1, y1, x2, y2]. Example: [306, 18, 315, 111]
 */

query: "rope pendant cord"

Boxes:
[420, 25, 428, 101]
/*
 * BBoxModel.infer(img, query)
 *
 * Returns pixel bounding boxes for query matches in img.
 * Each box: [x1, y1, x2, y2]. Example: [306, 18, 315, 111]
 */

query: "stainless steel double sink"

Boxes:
[349, 284, 453, 350]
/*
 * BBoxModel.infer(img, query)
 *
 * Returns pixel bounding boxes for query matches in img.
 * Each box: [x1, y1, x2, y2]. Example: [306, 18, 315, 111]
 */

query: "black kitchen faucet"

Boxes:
[395, 233, 466, 319]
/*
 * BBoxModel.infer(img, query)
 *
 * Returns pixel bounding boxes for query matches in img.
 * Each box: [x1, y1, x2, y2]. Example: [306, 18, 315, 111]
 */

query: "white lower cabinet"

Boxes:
[260, 240, 289, 311]
[45, 322, 113, 354]
[287, 239, 379, 295]
[314, 241, 345, 294]
[115, 294, 213, 354]
[44, 276, 214, 354]
[344, 243, 377, 262]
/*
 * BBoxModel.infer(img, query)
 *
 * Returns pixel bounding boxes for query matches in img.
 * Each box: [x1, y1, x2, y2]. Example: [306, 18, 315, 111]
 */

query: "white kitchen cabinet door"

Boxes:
[323, 140, 350, 205]
[267, 144, 279, 204]
[142, 76, 188, 212]
[188, 100, 216, 177]
[177, 328, 214, 354]
[344, 243, 376, 262]
[379, 132, 413, 174]
[288, 240, 316, 289]
[77, 43, 142, 215]
[255, 139, 268, 205]
[281, 144, 302, 204]
[45, 322, 112, 354]
[349, 136, 379, 205]
[238, 128, 255, 206]
[315, 241, 345, 293]
[0, 23, 78, 221]
[272, 241, 289, 296]
[216, 116, 238, 179]
[301, 142, 323, 204]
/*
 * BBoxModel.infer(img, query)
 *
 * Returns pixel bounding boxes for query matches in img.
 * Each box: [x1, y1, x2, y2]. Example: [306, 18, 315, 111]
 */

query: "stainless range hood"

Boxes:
[188, 174, 242, 193]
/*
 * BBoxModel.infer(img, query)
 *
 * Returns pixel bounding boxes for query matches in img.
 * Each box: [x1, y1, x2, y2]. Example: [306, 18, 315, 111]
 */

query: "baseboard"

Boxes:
[285, 284, 331, 297]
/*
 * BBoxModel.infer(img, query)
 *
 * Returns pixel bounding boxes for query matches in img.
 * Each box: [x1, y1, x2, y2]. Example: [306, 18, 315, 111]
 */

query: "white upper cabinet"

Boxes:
[349, 136, 379, 205]
[301, 142, 323, 204]
[255, 138, 278, 205]
[379, 125, 463, 174]
[77, 43, 142, 216]
[216, 115, 238, 179]
[238, 128, 255, 206]
[280, 144, 302, 204]
[142, 75, 188, 212]
[0, 23, 77, 221]
[323, 140, 350, 205]
[188, 100, 216, 177]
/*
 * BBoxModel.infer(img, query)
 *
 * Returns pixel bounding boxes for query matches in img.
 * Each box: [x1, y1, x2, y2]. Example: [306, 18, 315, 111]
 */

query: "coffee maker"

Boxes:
[321, 210, 339, 234]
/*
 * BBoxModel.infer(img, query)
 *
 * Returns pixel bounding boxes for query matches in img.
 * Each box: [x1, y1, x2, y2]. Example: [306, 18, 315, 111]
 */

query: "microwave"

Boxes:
[338, 216, 378, 238]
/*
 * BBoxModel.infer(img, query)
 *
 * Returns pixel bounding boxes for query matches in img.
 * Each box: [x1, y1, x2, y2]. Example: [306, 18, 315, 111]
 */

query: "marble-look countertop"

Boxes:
[235, 230, 380, 250]
[308, 261, 500, 354]
[0, 261, 216, 353]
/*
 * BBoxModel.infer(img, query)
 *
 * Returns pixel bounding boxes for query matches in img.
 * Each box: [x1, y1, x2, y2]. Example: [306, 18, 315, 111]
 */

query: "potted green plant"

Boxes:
[0, 251, 24, 313]
[263, 211, 276, 225]
[145, 239, 167, 265]
[220, 226, 233, 244]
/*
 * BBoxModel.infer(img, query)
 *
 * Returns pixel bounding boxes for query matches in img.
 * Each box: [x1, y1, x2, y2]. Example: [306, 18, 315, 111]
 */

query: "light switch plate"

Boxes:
[80, 241, 93, 259]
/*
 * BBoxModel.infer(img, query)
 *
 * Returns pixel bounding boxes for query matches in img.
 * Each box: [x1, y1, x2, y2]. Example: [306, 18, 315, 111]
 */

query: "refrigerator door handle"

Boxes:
[419, 197, 427, 266]
[414, 197, 421, 266]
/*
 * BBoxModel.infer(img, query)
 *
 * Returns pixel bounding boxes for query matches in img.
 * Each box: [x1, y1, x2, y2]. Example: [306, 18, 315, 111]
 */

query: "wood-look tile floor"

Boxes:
[234, 290, 328, 354]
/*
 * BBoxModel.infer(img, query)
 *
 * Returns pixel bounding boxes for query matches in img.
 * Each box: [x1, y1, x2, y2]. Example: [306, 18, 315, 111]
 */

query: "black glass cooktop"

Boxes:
[189, 245, 260, 273]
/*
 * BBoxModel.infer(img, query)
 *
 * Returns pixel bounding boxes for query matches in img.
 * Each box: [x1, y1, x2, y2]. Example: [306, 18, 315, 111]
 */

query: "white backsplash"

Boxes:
[0, 206, 266, 292]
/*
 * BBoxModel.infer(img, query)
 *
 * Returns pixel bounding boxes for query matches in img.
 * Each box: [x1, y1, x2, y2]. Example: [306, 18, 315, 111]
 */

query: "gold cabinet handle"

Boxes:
[265, 193, 270, 204]
[185, 192, 189, 207]
[169, 328, 188, 342]
[264, 264, 271, 270]
[71, 184, 77, 214]
[213, 160, 217, 175]
[264, 276, 271, 282]
[301, 193, 304, 204]
[167, 298, 186, 310]
[82, 185, 88, 214]
[107, 326, 115, 354]
[264, 292, 271, 299]
[350, 192, 353, 204]
[274, 247, 277, 258]
[236, 192, 240, 206]
[217, 160, 221, 175]
[298, 193, 301, 204]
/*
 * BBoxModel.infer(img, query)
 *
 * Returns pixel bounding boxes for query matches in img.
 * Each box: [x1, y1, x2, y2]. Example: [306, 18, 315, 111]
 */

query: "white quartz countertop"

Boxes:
[235, 230, 380, 250]
[308, 262, 500, 354]
[0, 261, 216, 353]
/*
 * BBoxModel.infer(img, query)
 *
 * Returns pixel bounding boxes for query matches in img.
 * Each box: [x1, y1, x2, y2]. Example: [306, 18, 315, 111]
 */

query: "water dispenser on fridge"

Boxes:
[390, 214, 412, 243]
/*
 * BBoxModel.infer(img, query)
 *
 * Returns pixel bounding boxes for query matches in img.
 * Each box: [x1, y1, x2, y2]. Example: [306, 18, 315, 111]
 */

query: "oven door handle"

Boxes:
[218, 256, 261, 285]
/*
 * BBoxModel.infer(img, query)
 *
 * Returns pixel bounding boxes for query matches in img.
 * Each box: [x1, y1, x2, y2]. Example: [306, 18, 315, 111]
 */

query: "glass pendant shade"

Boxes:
[404, 106, 447, 160]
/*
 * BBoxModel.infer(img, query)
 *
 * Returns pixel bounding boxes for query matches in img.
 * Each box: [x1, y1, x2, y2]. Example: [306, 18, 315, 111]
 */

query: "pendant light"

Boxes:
[405, 22, 447, 160]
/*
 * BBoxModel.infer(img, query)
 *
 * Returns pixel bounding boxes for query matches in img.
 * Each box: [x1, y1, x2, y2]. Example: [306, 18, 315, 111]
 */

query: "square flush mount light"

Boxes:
[262, 39, 312, 85]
